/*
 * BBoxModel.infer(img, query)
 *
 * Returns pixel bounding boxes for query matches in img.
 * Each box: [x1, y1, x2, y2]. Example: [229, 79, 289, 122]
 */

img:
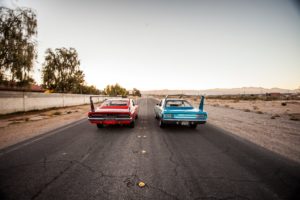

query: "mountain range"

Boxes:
[142, 87, 299, 95]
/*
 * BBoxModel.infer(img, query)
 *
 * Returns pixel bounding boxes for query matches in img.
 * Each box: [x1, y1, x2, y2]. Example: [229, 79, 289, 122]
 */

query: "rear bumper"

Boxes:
[88, 117, 133, 125]
[162, 118, 206, 125]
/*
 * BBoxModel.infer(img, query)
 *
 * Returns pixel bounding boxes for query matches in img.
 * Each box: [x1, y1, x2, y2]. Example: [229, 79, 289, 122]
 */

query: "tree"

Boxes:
[132, 88, 141, 97]
[81, 85, 101, 95]
[104, 83, 129, 97]
[42, 48, 85, 93]
[0, 7, 37, 86]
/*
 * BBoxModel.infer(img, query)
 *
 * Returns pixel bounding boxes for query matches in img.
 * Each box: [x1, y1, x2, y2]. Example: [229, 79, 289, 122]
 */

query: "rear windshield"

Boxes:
[102, 100, 128, 106]
[165, 100, 192, 107]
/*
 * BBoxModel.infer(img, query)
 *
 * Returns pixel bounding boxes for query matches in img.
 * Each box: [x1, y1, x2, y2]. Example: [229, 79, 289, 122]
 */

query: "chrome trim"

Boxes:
[162, 118, 206, 122]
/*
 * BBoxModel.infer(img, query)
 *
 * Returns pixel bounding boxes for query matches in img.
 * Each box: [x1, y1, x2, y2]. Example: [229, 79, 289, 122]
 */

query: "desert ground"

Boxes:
[203, 99, 300, 163]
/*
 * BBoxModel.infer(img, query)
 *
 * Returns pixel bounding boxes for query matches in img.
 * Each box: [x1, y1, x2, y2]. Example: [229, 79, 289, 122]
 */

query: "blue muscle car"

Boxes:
[154, 95, 207, 128]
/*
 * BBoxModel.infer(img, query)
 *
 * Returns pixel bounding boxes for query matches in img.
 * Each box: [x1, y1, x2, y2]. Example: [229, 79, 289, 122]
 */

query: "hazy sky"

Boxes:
[1, 0, 300, 90]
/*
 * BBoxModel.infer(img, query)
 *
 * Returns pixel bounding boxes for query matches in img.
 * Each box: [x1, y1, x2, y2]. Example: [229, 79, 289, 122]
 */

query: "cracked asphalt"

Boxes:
[0, 97, 299, 200]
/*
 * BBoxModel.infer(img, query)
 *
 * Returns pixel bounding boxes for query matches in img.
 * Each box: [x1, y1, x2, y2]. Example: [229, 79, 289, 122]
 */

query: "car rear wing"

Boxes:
[89, 95, 124, 112]
[165, 94, 192, 99]
[165, 94, 205, 111]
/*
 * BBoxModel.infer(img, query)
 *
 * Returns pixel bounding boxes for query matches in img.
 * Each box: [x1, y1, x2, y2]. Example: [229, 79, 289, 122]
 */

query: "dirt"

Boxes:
[0, 104, 90, 150]
[203, 99, 300, 163]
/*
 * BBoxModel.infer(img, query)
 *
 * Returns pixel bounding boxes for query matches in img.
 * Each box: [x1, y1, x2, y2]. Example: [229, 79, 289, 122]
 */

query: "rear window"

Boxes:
[102, 100, 128, 106]
[165, 100, 192, 107]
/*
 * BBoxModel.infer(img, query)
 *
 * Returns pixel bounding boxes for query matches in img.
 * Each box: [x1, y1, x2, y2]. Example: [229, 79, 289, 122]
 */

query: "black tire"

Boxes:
[135, 114, 138, 119]
[190, 124, 197, 129]
[129, 121, 135, 128]
[159, 119, 165, 128]
[97, 124, 104, 128]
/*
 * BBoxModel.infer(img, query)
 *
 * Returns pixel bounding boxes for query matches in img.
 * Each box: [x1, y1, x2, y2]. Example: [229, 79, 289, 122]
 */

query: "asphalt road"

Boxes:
[0, 98, 299, 200]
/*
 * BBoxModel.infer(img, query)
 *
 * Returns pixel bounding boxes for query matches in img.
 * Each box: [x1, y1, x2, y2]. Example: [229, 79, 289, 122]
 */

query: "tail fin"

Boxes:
[90, 96, 95, 112]
[199, 96, 205, 111]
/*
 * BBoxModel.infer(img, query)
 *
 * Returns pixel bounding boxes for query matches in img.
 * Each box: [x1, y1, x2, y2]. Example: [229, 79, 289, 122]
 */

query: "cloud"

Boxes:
[0, 0, 19, 9]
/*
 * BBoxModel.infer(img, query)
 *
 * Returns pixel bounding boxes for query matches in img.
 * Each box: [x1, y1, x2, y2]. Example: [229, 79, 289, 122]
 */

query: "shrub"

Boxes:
[289, 115, 300, 121]
[53, 111, 61, 115]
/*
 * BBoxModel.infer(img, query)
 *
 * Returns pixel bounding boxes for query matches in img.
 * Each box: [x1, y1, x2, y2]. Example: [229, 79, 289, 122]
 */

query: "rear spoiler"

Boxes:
[165, 94, 205, 111]
[89, 95, 126, 112]
[90, 95, 108, 112]
[165, 94, 193, 99]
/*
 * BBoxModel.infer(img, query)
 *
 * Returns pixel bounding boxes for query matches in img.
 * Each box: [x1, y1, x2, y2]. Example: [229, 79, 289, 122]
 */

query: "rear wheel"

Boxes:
[159, 119, 165, 128]
[190, 124, 197, 129]
[129, 120, 135, 128]
[97, 124, 104, 128]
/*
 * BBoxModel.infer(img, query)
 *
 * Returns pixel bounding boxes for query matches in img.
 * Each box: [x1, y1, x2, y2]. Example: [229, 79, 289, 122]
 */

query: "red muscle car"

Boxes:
[88, 96, 139, 128]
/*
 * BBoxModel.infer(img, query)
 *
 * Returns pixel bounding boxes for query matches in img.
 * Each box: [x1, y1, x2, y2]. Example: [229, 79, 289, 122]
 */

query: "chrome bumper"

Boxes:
[88, 117, 133, 121]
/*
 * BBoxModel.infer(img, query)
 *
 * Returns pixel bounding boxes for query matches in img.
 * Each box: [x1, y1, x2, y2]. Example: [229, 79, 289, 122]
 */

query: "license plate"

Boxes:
[181, 122, 189, 126]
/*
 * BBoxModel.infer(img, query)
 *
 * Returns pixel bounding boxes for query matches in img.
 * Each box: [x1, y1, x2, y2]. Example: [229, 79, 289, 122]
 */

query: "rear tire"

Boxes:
[129, 121, 135, 128]
[97, 124, 104, 128]
[159, 119, 165, 128]
[190, 124, 197, 129]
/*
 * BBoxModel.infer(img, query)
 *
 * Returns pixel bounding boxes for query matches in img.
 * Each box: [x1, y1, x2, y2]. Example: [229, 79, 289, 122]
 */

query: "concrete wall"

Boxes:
[0, 91, 104, 115]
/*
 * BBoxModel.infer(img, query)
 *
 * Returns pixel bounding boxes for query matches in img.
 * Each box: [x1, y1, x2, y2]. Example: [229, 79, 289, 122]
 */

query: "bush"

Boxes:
[289, 115, 300, 121]
[53, 111, 61, 115]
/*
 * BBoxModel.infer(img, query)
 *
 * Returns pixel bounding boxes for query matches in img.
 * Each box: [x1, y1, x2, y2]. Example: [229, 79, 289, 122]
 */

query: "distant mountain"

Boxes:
[142, 87, 299, 95]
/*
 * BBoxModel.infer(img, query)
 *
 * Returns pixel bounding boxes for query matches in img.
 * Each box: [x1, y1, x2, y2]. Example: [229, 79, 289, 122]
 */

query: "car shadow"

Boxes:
[156, 124, 203, 134]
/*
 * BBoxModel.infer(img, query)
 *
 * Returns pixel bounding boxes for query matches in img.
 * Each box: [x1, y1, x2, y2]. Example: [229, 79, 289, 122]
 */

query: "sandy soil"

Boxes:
[203, 99, 300, 163]
[0, 105, 90, 150]
[206, 99, 300, 119]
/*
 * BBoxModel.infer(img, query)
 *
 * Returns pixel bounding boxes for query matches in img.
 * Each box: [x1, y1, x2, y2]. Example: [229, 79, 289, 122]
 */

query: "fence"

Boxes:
[0, 91, 103, 115]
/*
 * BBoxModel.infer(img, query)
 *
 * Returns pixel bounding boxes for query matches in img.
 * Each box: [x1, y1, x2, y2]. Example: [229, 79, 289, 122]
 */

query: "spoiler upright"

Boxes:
[199, 96, 205, 111]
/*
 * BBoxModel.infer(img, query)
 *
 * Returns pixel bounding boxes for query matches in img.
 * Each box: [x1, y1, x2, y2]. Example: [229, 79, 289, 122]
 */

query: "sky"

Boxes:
[1, 0, 300, 90]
